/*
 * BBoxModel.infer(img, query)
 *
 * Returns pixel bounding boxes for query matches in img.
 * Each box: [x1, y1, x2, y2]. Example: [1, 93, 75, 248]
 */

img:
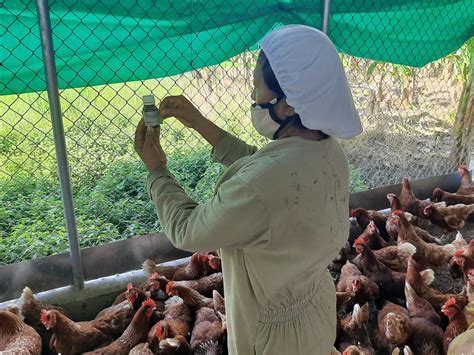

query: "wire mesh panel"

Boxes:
[0, 0, 472, 265]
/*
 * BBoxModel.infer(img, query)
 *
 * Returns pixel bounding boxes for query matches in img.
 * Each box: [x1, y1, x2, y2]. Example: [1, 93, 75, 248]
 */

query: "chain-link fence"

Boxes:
[1, 0, 472, 266]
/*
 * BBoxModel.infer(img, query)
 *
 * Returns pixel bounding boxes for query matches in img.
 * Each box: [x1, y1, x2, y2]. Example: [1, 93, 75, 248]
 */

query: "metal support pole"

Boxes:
[322, 0, 332, 35]
[35, 0, 84, 289]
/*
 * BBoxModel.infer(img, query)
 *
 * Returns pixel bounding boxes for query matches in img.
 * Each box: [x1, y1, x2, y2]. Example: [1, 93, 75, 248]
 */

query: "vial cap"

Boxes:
[143, 95, 155, 105]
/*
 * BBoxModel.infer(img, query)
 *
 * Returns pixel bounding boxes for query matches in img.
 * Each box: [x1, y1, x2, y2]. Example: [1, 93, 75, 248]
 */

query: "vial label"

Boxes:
[144, 110, 161, 127]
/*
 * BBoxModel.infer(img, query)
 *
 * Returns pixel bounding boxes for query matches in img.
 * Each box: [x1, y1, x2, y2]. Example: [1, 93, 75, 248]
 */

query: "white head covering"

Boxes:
[259, 25, 363, 139]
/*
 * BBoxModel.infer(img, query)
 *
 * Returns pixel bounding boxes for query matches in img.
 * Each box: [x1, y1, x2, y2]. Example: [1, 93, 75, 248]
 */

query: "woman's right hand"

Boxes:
[159, 95, 205, 129]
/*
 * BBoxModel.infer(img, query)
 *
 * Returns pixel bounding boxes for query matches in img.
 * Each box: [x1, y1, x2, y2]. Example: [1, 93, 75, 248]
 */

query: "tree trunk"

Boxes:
[449, 53, 473, 170]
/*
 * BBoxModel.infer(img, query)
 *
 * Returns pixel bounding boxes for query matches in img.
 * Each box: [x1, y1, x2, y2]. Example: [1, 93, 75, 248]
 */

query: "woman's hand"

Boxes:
[134, 119, 167, 172]
[159, 95, 205, 129]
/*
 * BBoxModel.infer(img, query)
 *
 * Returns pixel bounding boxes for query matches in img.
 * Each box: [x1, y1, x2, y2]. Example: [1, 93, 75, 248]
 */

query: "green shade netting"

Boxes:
[1, 0, 472, 95]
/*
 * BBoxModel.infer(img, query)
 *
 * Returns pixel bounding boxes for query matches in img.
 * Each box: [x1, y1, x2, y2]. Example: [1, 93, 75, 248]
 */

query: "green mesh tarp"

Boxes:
[1, 0, 473, 95]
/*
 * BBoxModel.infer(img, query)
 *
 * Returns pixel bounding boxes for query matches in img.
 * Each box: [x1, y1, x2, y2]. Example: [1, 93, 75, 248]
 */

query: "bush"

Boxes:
[0, 145, 368, 265]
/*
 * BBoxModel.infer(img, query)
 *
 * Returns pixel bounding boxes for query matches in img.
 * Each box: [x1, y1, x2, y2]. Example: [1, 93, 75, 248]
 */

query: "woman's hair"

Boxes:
[258, 50, 306, 129]
[259, 51, 285, 99]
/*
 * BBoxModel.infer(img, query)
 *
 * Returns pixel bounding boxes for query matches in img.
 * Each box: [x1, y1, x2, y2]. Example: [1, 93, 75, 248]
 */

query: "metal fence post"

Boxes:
[35, 0, 85, 289]
[322, 0, 332, 35]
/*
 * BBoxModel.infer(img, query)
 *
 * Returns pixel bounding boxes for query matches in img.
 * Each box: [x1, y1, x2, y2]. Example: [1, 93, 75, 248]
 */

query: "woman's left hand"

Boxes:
[134, 119, 167, 172]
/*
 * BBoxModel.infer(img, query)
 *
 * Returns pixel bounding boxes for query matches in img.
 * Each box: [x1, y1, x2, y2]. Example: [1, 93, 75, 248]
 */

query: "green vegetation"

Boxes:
[0, 72, 368, 265]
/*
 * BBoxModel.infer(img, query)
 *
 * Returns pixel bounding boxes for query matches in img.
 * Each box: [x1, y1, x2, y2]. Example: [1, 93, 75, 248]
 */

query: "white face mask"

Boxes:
[250, 98, 290, 140]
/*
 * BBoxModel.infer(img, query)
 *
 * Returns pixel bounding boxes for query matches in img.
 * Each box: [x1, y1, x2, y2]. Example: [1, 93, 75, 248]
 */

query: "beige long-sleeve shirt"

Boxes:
[147, 132, 350, 354]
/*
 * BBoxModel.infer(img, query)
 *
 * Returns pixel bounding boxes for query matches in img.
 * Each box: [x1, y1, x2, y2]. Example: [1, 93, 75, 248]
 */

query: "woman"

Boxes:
[135, 25, 362, 354]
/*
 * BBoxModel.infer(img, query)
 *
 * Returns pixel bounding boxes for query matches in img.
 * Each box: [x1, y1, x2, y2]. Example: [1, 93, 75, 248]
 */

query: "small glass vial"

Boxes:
[143, 95, 161, 127]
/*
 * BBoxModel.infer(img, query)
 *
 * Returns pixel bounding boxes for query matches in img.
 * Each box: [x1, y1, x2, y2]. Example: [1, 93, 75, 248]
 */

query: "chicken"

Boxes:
[377, 302, 412, 350]
[207, 254, 222, 273]
[337, 303, 374, 354]
[336, 261, 379, 309]
[399, 177, 434, 219]
[431, 187, 474, 205]
[353, 241, 407, 300]
[456, 163, 474, 195]
[112, 274, 161, 305]
[0, 309, 42, 355]
[386, 194, 441, 244]
[328, 242, 351, 274]
[391, 210, 455, 269]
[353, 221, 389, 250]
[84, 299, 157, 355]
[441, 297, 469, 353]
[190, 307, 225, 354]
[166, 282, 214, 311]
[404, 282, 444, 355]
[452, 249, 474, 285]
[336, 291, 356, 309]
[129, 342, 154, 355]
[41, 309, 112, 354]
[143, 253, 210, 281]
[353, 240, 416, 272]
[213, 290, 225, 315]
[351, 208, 390, 241]
[406, 256, 468, 311]
[20, 286, 68, 354]
[168, 272, 224, 297]
[157, 335, 193, 355]
[423, 203, 474, 232]
[155, 296, 193, 341]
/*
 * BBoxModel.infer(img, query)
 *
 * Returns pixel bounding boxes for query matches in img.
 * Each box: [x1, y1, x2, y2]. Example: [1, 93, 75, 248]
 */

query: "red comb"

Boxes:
[156, 321, 164, 339]
[454, 249, 464, 257]
[351, 209, 357, 217]
[343, 351, 349, 355]
[444, 297, 456, 307]
[393, 210, 403, 216]
[354, 238, 364, 245]
[127, 282, 133, 292]
[142, 298, 156, 308]
[165, 281, 174, 295]
[40, 310, 48, 325]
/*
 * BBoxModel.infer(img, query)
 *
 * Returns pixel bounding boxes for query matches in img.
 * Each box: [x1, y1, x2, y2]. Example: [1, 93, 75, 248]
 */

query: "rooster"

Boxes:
[84, 299, 157, 355]
[0, 309, 42, 354]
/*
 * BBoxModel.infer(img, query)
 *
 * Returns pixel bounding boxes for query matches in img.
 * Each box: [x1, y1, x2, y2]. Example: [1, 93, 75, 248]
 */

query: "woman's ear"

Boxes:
[284, 105, 296, 117]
